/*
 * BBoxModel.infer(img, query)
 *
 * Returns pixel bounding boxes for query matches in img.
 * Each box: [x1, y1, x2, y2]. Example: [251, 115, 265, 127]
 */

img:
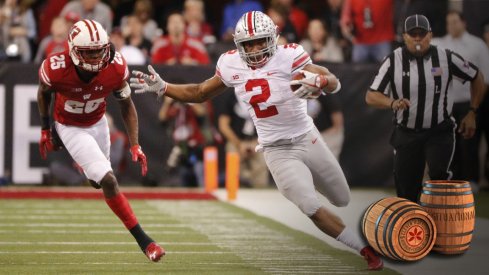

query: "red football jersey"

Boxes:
[39, 49, 129, 126]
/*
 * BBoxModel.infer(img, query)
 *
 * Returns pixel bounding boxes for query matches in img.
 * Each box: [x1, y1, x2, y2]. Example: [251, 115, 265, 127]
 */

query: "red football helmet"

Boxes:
[68, 20, 111, 72]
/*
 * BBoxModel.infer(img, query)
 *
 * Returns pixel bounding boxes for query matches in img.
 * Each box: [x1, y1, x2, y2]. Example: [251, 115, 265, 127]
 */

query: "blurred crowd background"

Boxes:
[1, 0, 488, 65]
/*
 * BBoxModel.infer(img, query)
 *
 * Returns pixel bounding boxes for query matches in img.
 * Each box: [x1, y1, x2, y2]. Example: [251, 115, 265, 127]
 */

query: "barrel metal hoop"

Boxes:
[374, 199, 410, 258]
[423, 183, 470, 189]
[419, 202, 475, 208]
[421, 190, 473, 196]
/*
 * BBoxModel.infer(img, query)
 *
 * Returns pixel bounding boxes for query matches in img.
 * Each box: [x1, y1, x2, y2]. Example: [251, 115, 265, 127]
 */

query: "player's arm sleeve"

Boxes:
[38, 59, 53, 87]
[112, 52, 131, 100]
[290, 44, 312, 74]
[216, 53, 233, 87]
[113, 82, 132, 100]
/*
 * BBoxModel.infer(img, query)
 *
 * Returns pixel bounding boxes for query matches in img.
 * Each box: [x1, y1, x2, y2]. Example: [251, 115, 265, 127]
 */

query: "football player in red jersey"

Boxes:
[37, 19, 164, 262]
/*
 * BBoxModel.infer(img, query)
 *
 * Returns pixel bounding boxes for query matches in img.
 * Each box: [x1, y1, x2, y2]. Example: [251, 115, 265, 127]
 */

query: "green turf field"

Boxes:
[0, 199, 397, 274]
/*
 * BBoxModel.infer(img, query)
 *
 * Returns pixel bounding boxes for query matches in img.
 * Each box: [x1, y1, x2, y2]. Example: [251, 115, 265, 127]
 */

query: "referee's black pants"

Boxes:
[390, 119, 456, 202]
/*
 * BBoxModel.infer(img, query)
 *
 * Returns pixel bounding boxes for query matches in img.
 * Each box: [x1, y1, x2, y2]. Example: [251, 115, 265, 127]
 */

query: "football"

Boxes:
[290, 72, 305, 91]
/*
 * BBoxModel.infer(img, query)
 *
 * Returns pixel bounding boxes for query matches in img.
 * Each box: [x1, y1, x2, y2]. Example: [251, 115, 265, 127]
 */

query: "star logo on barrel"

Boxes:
[407, 225, 424, 247]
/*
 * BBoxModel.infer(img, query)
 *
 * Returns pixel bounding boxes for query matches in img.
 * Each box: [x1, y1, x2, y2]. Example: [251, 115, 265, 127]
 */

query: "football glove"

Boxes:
[290, 70, 328, 99]
[130, 145, 148, 176]
[39, 129, 55, 159]
[130, 65, 167, 96]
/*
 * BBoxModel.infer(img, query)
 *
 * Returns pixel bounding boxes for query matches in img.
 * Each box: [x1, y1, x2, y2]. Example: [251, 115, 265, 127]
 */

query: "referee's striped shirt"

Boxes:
[370, 45, 479, 130]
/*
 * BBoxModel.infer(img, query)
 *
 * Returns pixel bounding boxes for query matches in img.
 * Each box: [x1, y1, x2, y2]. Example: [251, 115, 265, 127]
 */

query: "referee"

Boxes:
[366, 14, 486, 202]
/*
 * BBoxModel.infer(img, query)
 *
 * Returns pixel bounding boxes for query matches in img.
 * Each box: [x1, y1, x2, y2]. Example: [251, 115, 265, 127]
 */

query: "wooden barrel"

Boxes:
[419, 180, 475, 254]
[362, 197, 436, 261]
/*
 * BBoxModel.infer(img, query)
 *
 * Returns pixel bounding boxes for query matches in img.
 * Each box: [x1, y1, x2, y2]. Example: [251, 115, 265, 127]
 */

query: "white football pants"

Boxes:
[263, 126, 350, 216]
[54, 115, 112, 183]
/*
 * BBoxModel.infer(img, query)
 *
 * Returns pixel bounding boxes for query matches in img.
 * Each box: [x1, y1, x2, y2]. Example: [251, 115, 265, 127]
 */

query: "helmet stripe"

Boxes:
[88, 20, 100, 42]
[82, 20, 95, 42]
[246, 12, 254, 36]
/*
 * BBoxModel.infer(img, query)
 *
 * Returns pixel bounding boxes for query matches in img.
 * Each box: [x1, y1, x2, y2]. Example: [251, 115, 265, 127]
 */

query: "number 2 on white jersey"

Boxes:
[245, 79, 278, 118]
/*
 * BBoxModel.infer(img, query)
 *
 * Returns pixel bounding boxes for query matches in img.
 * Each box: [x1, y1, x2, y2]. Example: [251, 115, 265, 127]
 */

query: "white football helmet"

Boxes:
[68, 20, 111, 72]
[233, 11, 278, 68]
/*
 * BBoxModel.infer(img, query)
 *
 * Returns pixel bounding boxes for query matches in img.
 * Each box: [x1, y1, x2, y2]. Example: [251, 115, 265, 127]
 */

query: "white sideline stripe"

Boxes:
[0, 241, 213, 246]
[0, 251, 232, 254]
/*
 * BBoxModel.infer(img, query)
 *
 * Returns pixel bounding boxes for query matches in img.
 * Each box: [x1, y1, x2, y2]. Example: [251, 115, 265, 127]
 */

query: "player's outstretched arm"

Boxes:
[130, 65, 227, 103]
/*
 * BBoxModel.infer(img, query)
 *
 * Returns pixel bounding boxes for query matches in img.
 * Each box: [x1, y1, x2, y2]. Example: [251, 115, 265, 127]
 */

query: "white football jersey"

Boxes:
[216, 44, 314, 145]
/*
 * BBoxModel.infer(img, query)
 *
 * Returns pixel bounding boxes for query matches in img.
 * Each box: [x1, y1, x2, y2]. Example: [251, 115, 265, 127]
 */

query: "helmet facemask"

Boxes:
[236, 35, 278, 68]
[71, 44, 111, 72]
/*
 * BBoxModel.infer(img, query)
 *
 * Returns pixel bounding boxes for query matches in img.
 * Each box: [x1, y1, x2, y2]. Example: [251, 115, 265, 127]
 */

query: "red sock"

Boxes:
[105, 192, 138, 230]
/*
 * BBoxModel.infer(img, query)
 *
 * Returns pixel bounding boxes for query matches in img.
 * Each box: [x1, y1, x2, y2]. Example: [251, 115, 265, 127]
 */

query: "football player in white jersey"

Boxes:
[130, 11, 382, 270]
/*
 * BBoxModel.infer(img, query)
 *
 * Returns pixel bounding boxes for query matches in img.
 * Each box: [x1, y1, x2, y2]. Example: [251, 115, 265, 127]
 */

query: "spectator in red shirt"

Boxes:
[340, 0, 394, 63]
[151, 11, 210, 65]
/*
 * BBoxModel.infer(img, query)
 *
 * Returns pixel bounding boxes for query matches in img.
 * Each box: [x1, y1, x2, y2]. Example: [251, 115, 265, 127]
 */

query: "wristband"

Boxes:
[317, 75, 329, 89]
[390, 100, 396, 110]
[41, 116, 50, 130]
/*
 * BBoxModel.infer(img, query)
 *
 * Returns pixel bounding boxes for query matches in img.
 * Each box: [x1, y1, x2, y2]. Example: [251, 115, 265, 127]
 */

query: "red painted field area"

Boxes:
[0, 187, 216, 200]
